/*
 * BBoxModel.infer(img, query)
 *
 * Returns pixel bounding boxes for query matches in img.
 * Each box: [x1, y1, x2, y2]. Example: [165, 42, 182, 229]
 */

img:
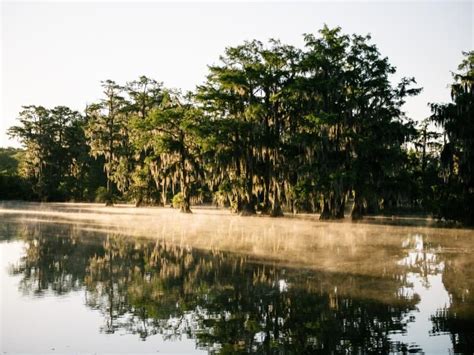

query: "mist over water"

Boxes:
[1, 202, 473, 353]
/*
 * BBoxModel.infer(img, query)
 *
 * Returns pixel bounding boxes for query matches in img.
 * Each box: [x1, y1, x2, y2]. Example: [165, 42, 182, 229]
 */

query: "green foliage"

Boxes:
[94, 186, 112, 204]
[85, 80, 130, 201]
[7, 106, 98, 201]
[0, 148, 23, 175]
[0, 175, 32, 200]
[0, 148, 32, 200]
[197, 25, 421, 219]
[171, 192, 184, 209]
[130, 91, 202, 212]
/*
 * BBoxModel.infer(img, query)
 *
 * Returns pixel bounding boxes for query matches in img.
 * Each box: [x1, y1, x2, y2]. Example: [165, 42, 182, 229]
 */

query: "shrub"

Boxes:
[95, 187, 112, 204]
[172, 192, 184, 209]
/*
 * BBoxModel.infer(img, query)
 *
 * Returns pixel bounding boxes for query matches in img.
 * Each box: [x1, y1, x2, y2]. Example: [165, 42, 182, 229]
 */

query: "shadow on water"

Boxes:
[1, 203, 473, 353]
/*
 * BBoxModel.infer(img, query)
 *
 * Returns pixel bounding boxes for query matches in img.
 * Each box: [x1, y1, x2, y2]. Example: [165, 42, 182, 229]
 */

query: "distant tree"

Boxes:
[8, 106, 52, 199]
[8, 105, 86, 200]
[50, 106, 92, 200]
[399, 118, 443, 212]
[0, 147, 24, 176]
[0, 147, 30, 200]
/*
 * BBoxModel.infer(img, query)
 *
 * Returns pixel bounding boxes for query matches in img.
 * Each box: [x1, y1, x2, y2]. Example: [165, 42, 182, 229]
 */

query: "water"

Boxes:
[1, 203, 473, 354]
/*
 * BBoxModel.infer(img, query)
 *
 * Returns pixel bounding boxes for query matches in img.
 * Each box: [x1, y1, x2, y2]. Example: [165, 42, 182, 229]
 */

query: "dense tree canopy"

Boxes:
[6, 105, 102, 201]
[2, 27, 472, 224]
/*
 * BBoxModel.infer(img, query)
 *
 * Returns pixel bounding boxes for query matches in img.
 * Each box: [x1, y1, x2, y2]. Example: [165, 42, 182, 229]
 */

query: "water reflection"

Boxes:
[1, 213, 473, 354]
[433, 247, 474, 353]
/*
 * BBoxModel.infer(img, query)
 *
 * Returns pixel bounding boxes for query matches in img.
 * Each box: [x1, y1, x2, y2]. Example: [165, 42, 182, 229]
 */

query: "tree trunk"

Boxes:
[366, 194, 379, 215]
[180, 190, 191, 213]
[241, 190, 256, 215]
[135, 197, 143, 207]
[335, 195, 345, 219]
[105, 177, 113, 206]
[179, 156, 191, 213]
[241, 157, 256, 216]
[320, 198, 331, 220]
[270, 198, 283, 217]
[232, 195, 243, 214]
[161, 179, 168, 207]
[261, 152, 271, 214]
[261, 177, 271, 214]
[270, 181, 283, 217]
[351, 192, 365, 220]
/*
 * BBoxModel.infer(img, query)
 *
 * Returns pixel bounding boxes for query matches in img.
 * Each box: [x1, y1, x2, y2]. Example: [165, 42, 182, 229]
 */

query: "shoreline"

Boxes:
[0, 200, 469, 230]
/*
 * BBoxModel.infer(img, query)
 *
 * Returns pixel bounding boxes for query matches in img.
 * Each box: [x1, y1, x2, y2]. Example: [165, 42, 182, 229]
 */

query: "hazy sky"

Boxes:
[1, 1, 472, 147]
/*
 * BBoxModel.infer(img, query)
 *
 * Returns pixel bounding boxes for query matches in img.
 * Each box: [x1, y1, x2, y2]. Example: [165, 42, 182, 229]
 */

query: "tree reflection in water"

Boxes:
[5, 220, 473, 354]
[431, 250, 474, 353]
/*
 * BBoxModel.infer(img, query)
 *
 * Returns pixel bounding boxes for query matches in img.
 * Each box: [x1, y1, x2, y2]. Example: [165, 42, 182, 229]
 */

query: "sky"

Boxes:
[1, 1, 472, 148]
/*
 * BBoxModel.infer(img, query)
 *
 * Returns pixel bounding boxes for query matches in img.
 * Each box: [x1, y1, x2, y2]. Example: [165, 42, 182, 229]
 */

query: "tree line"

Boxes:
[2, 26, 473, 224]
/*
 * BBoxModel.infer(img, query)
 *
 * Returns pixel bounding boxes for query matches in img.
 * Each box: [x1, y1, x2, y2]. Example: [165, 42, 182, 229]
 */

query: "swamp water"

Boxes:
[0, 203, 473, 354]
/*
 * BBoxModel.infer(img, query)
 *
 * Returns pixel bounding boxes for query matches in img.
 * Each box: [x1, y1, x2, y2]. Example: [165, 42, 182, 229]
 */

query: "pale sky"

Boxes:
[1, 1, 472, 148]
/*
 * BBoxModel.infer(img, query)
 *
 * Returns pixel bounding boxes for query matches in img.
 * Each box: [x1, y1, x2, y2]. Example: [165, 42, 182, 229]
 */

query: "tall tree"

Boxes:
[298, 26, 351, 219]
[198, 40, 301, 216]
[344, 34, 421, 219]
[125, 76, 165, 206]
[430, 51, 474, 224]
[85, 80, 128, 205]
[131, 91, 203, 213]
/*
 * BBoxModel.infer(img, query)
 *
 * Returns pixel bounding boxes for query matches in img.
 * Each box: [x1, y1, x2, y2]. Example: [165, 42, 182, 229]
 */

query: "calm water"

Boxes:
[1, 203, 473, 354]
